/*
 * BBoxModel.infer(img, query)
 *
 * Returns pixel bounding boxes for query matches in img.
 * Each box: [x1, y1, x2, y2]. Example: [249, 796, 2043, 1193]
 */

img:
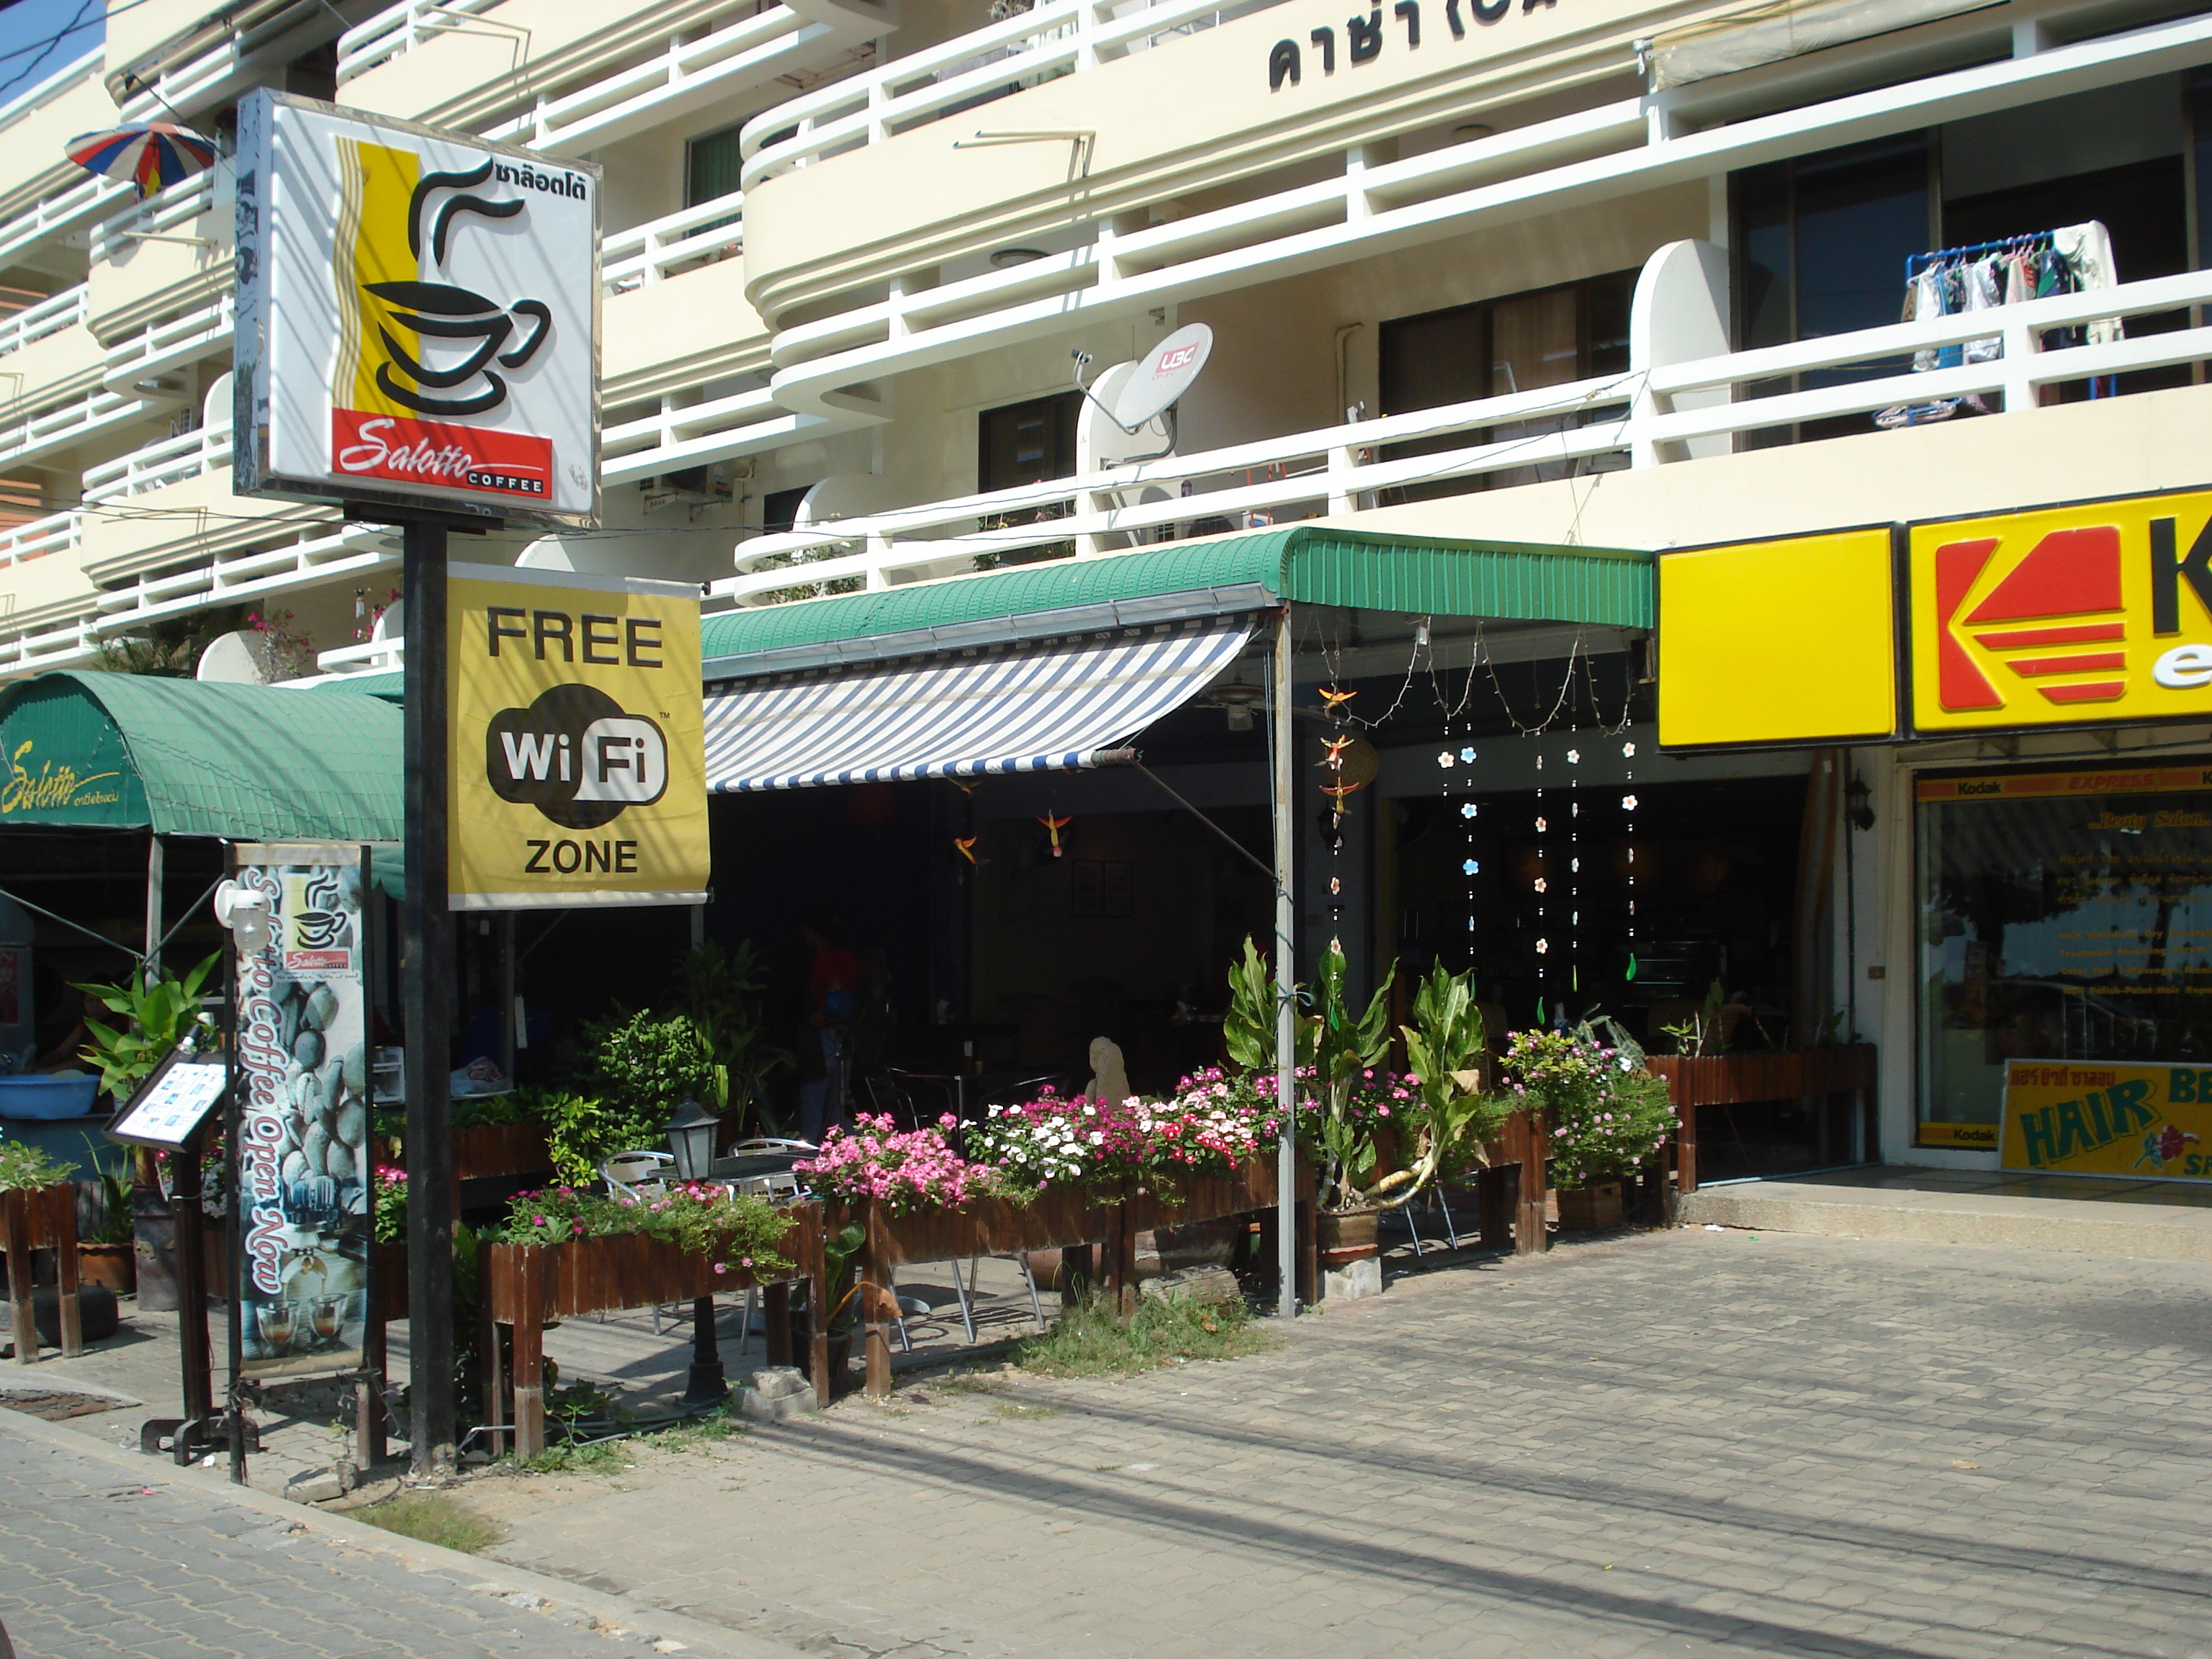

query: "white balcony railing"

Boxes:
[706, 264, 2212, 603]
[83, 421, 231, 504]
[336, 0, 508, 82]
[102, 295, 236, 397]
[603, 193, 744, 291]
[0, 172, 132, 271]
[0, 509, 84, 567]
[0, 386, 165, 472]
[0, 284, 87, 359]
[89, 172, 224, 266]
[741, 0, 1275, 186]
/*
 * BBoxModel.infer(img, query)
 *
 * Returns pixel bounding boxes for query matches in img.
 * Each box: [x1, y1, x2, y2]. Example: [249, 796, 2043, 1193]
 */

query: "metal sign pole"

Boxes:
[402, 519, 457, 1477]
[1272, 607, 1298, 1322]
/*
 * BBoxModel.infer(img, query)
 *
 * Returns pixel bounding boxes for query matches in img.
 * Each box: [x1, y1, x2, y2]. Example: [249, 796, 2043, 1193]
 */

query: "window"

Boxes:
[1916, 765, 2212, 1142]
[976, 391, 1081, 567]
[1375, 271, 1635, 501]
[686, 125, 746, 209]
[760, 485, 810, 537]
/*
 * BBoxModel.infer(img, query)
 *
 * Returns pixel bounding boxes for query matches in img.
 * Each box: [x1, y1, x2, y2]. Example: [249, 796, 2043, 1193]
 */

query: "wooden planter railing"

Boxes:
[3, 1182, 81, 1363]
[481, 1204, 827, 1458]
[1646, 1046, 1878, 1192]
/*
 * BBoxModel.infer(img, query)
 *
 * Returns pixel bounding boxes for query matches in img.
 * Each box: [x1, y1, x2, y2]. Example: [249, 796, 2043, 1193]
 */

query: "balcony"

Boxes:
[100, 295, 235, 399]
[0, 510, 84, 568]
[0, 50, 117, 246]
[742, 1, 2212, 413]
[0, 285, 89, 359]
[710, 256, 2212, 603]
[81, 420, 230, 505]
[87, 174, 230, 349]
[338, 0, 888, 158]
[0, 384, 168, 472]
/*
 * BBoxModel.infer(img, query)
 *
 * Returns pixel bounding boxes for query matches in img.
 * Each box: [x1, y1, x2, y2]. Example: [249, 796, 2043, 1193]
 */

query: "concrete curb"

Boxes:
[0, 1406, 806, 1659]
[1680, 1186, 2212, 1261]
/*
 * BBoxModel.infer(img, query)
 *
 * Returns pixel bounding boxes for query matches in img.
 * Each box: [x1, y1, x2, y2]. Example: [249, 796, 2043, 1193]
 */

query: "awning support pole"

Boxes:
[1271, 607, 1298, 1322]
[401, 518, 457, 1478]
[143, 834, 163, 989]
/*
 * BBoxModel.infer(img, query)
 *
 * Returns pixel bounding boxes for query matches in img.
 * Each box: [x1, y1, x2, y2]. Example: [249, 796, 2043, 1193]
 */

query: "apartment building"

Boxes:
[2, 0, 2209, 1179]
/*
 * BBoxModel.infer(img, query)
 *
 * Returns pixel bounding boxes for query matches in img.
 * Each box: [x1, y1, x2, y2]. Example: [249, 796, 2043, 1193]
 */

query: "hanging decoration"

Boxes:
[1035, 812, 1072, 858]
[1567, 742, 1581, 999]
[1319, 688, 1358, 952]
[953, 835, 978, 864]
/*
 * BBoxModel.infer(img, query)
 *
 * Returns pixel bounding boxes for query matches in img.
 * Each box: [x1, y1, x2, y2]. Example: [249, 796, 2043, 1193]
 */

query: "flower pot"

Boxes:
[1555, 1182, 1623, 1231]
[77, 1242, 136, 1295]
[1316, 1208, 1380, 1265]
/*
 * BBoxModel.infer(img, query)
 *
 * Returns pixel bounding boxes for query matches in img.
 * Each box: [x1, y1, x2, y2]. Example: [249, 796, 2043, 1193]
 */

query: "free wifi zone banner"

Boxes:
[447, 564, 706, 910]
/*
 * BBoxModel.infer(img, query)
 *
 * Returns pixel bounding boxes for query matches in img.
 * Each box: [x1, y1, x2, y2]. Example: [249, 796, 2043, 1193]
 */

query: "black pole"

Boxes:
[684, 1295, 727, 1407]
[402, 519, 457, 1477]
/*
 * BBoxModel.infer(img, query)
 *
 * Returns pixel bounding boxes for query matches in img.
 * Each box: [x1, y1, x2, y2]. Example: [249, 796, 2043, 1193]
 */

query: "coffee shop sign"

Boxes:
[1270, 0, 1557, 88]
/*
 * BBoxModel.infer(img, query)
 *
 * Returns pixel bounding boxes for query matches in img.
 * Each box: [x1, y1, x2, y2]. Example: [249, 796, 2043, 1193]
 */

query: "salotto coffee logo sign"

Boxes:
[233, 89, 600, 528]
[448, 563, 706, 910]
[1909, 487, 2212, 734]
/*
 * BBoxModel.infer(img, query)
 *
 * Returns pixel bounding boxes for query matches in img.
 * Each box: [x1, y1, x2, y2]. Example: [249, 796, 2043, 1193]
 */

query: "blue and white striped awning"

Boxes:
[702, 615, 1255, 791]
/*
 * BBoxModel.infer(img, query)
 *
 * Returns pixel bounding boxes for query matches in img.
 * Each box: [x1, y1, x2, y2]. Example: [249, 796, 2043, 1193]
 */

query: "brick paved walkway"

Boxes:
[467, 1228, 2212, 1659]
[0, 1425, 686, 1659]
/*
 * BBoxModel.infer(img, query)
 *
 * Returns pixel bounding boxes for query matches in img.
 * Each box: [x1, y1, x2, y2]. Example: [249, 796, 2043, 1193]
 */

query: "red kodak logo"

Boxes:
[1935, 526, 2125, 711]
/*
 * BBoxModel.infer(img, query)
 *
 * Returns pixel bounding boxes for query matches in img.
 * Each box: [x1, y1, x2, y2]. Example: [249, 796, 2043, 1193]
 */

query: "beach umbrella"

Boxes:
[65, 122, 217, 199]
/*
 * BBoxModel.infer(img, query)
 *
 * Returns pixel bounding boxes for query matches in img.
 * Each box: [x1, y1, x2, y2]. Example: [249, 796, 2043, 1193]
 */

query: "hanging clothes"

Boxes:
[2053, 220, 2122, 346]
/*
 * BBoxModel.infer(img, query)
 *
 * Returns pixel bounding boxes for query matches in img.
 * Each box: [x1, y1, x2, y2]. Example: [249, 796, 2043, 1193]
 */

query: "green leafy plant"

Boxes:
[819, 1220, 866, 1334]
[0, 1138, 76, 1192]
[1375, 962, 1510, 1206]
[523, 1086, 662, 1187]
[1497, 1025, 1677, 1191]
[673, 943, 792, 1136]
[73, 951, 220, 1101]
[76, 1135, 133, 1244]
[352, 1492, 503, 1553]
[1017, 1287, 1269, 1378]
[586, 1008, 717, 1134]
[1305, 945, 1396, 1212]
[371, 1164, 407, 1245]
[1659, 979, 1732, 1057]
[1223, 937, 1278, 1073]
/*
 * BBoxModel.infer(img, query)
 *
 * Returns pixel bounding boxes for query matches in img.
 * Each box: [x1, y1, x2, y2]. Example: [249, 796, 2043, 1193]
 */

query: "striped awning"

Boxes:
[703, 615, 1255, 791]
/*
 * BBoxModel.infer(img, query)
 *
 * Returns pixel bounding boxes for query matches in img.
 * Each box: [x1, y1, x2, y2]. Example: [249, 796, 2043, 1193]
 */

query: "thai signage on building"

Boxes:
[1658, 485, 2212, 747]
[448, 564, 707, 909]
[230, 844, 373, 1380]
[1910, 487, 2212, 734]
[233, 89, 601, 528]
[2001, 1061, 2212, 1181]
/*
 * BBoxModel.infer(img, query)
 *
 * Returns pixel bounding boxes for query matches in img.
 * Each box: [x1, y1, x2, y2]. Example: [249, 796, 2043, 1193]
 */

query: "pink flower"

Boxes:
[713, 1262, 728, 1274]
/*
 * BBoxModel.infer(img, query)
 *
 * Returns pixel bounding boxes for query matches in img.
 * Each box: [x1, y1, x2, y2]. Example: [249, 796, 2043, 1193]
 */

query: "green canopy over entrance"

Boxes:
[0, 671, 404, 842]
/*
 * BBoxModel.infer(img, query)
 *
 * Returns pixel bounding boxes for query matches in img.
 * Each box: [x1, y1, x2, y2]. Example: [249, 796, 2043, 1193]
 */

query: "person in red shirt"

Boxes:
[799, 912, 866, 1139]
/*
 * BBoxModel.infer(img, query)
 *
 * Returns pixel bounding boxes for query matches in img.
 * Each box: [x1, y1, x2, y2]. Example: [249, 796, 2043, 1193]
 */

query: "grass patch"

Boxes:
[1015, 1290, 1272, 1380]
[634, 1408, 747, 1452]
[991, 1402, 1061, 1421]
[500, 1438, 631, 1476]
[930, 1374, 1010, 1397]
[354, 1492, 503, 1555]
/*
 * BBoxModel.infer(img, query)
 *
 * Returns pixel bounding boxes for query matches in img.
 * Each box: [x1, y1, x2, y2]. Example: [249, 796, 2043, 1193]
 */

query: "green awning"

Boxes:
[0, 671, 404, 842]
[701, 526, 1650, 678]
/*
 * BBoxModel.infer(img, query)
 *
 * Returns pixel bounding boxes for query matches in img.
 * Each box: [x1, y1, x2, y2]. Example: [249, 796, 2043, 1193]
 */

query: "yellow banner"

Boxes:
[1910, 487, 2212, 734]
[447, 564, 706, 910]
[2000, 1059, 2212, 1180]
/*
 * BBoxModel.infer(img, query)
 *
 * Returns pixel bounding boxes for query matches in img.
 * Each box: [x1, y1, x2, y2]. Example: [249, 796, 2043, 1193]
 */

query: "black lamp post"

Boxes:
[665, 1099, 727, 1408]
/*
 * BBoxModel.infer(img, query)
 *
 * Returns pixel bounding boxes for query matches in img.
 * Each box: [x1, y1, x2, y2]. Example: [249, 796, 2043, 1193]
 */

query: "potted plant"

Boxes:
[817, 1220, 866, 1396]
[75, 1137, 135, 1295]
[1375, 961, 1511, 1207]
[1498, 1024, 1676, 1230]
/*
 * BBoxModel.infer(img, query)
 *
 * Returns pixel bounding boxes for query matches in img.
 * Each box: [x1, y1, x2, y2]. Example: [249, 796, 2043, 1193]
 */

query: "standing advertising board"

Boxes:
[449, 564, 707, 909]
[233, 89, 601, 528]
[230, 845, 374, 1379]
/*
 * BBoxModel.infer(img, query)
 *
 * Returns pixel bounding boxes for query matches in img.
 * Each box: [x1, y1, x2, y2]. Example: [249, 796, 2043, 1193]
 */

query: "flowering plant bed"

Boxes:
[487, 1182, 793, 1280]
[796, 1113, 1007, 1214]
[1498, 1028, 1676, 1192]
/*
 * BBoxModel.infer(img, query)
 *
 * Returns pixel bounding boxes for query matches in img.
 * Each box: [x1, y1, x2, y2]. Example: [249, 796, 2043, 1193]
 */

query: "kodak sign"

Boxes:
[1908, 488, 2212, 733]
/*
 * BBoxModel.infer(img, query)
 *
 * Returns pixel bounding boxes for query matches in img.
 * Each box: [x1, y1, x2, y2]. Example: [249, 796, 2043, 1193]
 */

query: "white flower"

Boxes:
[1533, 877, 1547, 893]
[1460, 747, 1476, 762]
[1460, 803, 1477, 819]
[1622, 741, 1636, 757]
[1437, 752, 1454, 768]
[1089, 1131, 1104, 1145]
[1621, 795, 1637, 810]
[1536, 817, 1547, 832]
[1535, 938, 1549, 954]
[1566, 748, 1580, 764]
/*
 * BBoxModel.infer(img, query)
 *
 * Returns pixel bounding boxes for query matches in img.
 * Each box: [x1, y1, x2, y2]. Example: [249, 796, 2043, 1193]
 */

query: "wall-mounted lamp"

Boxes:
[212, 879, 271, 953]
[1845, 774, 1874, 832]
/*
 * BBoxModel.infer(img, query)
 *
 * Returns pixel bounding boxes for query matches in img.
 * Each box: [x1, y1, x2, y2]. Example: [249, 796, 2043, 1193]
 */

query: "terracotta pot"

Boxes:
[1555, 1182, 1623, 1231]
[1316, 1208, 1380, 1265]
[77, 1242, 137, 1295]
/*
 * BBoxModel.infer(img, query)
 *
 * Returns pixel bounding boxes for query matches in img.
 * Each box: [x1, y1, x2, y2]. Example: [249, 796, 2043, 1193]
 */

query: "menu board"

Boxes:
[106, 1047, 228, 1150]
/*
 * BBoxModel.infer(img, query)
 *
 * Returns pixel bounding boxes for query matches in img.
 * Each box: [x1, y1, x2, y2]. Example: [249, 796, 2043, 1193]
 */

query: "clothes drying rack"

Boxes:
[1901, 227, 2113, 399]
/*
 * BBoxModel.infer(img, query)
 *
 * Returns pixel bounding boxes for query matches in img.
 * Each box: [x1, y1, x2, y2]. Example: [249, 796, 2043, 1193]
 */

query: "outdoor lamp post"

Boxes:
[665, 1098, 719, 1181]
[664, 1099, 728, 1407]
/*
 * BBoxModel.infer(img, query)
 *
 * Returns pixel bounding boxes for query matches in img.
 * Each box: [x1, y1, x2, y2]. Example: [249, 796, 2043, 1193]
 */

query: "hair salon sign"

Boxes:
[233, 89, 601, 528]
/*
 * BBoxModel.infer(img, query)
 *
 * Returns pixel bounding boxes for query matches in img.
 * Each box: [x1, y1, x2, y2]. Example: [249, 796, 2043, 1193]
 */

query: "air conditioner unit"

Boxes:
[642, 462, 736, 510]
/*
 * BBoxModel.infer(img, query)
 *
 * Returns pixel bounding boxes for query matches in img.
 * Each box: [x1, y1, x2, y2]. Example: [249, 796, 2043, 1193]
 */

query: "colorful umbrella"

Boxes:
[65, 122, 217, 199]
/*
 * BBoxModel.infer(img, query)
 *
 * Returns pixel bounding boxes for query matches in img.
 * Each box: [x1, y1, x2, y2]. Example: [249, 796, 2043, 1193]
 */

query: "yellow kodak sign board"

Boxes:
[1910, 487, 2212, 734]
[1655, 528, 1897, 748]
[447, 563, 706, 910]
[2000, 1060, 2212, 1181]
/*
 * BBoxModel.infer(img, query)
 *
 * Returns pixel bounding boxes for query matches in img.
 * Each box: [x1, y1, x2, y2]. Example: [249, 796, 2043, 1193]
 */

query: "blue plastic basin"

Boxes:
[0, 1073, 101, 1120]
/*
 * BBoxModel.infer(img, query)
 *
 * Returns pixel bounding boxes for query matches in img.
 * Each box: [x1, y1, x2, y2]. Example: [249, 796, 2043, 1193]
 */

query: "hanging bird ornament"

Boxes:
[1036, 812, 1071, 858]
[953, 836, 978, 864]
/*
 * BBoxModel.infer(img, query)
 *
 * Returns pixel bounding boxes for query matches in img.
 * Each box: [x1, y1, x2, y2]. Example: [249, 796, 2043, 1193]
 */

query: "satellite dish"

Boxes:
[1105, 323, 1212, 431]
[195, 629, 275, 683]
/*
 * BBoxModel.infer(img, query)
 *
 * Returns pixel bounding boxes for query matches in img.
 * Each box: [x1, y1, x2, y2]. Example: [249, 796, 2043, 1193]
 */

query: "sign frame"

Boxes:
[106, 1043, 228, 1151]
[233, 88, 602, 531]
[1905, 480, 2212, 742]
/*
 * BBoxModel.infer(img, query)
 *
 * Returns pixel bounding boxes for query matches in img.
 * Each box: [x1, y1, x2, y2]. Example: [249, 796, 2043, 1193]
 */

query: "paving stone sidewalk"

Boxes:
[465, 1227, 2212, 1659]
[0, 1423, 709, 1659]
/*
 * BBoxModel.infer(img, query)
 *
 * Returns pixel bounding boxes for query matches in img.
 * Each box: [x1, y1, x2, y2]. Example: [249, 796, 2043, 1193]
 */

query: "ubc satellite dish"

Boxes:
[1074, 323, 1213, 438]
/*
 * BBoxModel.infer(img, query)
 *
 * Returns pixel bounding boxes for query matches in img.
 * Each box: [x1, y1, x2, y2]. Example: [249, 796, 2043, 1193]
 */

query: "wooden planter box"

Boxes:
[481, 1205, 825, 1459]
[452, 1123, 556, 1184]
[1555, 1181, 1623, 1231]
[3, 1182, 81, 1362]
[1645, 1046, 1877, 1193]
